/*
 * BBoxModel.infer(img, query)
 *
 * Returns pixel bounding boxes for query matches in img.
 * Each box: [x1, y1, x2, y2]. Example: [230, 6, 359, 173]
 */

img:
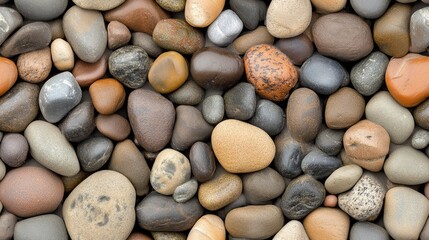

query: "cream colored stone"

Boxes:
[51, 38, 75, 71]
[273, 220, 309, 240]
[185, 0, 225, 28]
[188, 214, 226, 240]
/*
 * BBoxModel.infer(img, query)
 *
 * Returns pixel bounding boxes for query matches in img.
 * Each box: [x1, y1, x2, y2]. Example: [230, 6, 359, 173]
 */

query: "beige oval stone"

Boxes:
[311, 0, 346, 13]
[51, 38, 75, 71]
[211, 119, 275, 173]
[273, 220, 309, 240]
[185, 0, 225, 28]
[303, 207, 350, 240]
[17, 47, 52, 83]
[325, 164, 363, 194]
[188, 214, 225, 240]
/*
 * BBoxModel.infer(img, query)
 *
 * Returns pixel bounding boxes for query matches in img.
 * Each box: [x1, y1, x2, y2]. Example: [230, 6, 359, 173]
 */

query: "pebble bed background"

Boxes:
[0, 0, 429, 239]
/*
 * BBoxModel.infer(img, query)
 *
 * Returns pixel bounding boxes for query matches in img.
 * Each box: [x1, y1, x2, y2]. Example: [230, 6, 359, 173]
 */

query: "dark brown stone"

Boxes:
[189, 141, 216, 182]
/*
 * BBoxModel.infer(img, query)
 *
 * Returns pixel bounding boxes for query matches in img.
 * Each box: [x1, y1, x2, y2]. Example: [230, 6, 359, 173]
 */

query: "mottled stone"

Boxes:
[243, 167, 285, 204]
[412, 128, 429, 149]
[59, 101, 96, 142]
[315, 128, 344, 156]
[0, 7, 23, 45]
[301, 149, 342, 180]
[168, 80, 205, 106]
[17, 47, 52, 83]
[189, 142, 216, 182]
[201, 94, 224, 125]
[14, 214, 68, 240]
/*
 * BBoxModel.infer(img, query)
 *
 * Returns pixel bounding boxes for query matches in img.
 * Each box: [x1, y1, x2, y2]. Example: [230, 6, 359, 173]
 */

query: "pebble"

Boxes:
[273, 220, 309, 240]
[72, 54, 108, 87]
[109, 139, 151, 196]
[95, 114, 130, 141]
[343, 120, 390, 171]
[0, 57, 17, 97]
[216, 194, 247, 219]
[107, 21, 131, 50]
[266, 0, 312, 38]
[188, 214, 226, 240]
[301, 149, 342, 180]
[189, 142, 216, 182]
[325, 87, 365, 129]
[0, 7, 23, 45]
[62, 171, 89, 193]
[303, 207, 350, 240]
[274, 125, 306, 178]
[0, 160, 5, 181]
[190, 47, 243, 90]
[287, 88, 322, 142]
[0, 82, 39, 132]
[184, 0, 225, 28]
[415, 98, 429, 130]
[151, 232, 186, 240]
[109, 45, 150, 89]
[299, 54, 347, 95]
[48, 19, 65, 39]
[128, 89, 175, 152]
[0, 22, 51, 57]
[63, 6, 106, 63]
[173, 179, 198, 203]
[275, 34, 314, 66]
[311, 0, 346, 13]
[249, 99, 285, 136]
[281, 175, 325, 220]
[338, 172, 386, 221]
[365, 91, 415, 144]
[384, 146, 429, 185]
[384, 187, 429, 240]
[104, 0, 168, 34]
[89, 78, 125, 115]
[421, 218, 429, 240]
[14, 214, 68, 240]
[325, 164, 363, 194]
[386, 53, 429, 107]
[168, 79, 205, 106]
[230, 26, 274, 55]
[224, 82, 256, 121]
[212, 119, 275, 173]
[350, 51, 389, 96]
[230, 0, 266, 30]
[63, 170, 136, 240]
[350, 0, 390, 19]
[14, 0, 67, 21]
[73, 0, 126, 11]
[51, 38, 74, 71]
[0, 210, 17, 240]
[410, 7, 429, 53]
[24, 120, 80, 177]
[0, 133, 28, 168]
[131, 32, 163, 58]
[244, 44, 298, 101]
[243, 167, 286, 204]
[76, 137, 113, 172]
[324, 195, 338, 207]
[150, 148, 191, 195]
[315, 128, 344, 156]
[39, 71, 82, 123]
[373, 3, 412, 57]
[207, 10, 243, 47]
[0, 166, 64, 217]
[201, 94, 224, 125]
[59, 101, 96, 142]
[149, 51, 188, 94]
[350, 222, 390, 240]
[412, 128, 429, 149]
[153, 19, 204, 55]
[156, 0, 185, 12]
[136, 191, 203, 231]
[198, 166, 242, 211]
[17, 47, 52, 83]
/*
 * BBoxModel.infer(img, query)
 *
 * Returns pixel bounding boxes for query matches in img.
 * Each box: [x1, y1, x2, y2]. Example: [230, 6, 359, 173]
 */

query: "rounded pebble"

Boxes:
[325, 164, 363, 194]
[188, 214, 226, 240]
[0, 57, 18, 97]
[89, 78, 125, 115]
[249, 99, 285, 136]
[51, 38, 74, 71]
[14, 0, 67, 21]
[325, 87, 365, 129]
[149, 51, 188, 94]
[303, 207, 350, 240]
[202, 94, 225, 125]
[59, 101, 96, 142]
[17, 47, 52, 83]
[207, 9, 243, 47]
[185, 0, 225, 28]
[0, 133, 28, 167]
[224, 82, 256, 121]
[107, 20, 131, 50]
[350, 222, 390, 240]
[95, 114, 131, 141]
[350, 0, 390, 19]
[14, 214, 68, 240]
[273, 220, 309, 240]
[173, 179, 198, 203]
[243, 167, 286, 204]
[189, 141, 216, 182]
[77, 137, 113, 172]
[168, 80, 205, 106]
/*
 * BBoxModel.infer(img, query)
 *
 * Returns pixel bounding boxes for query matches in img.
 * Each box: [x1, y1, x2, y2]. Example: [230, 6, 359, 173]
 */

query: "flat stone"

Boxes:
[168, 80, 205, 106]
[303, 207, 350, 240]
[59, 101, 96, 142]
[301, 149, 342, 180]
[249, 99, 285, 136]
[14, 214, 68, 240]
[107, 21, 131, 50]
[415, 99, 429, 130]
[156, 0, 185, 12]
[72, 53, 108, 87]
[224, 82, 256, 121]
[243, 167, 285, 204]
[201, 94, 224, 125]
[315, 127, 344, 156]
[351, 0, 390, 19]
[350, 222, 390, 240]
[188, 214, 226, 240]
[207, 9, 243, 47]
[173, 179, 198, 203]
[0, 7, 23, 46]
[273, 220, 309, 240]
[230, 26, 274, 55]
[95, 114, 130, 141]
[89, 78, 125, 115]
[131, 32, 163, 58]
[0, 133, 28, 168]
[17, 47, 52, 83]
[185, 0, 225, 28]
[325, 164, 363, 194]
[14, 0, 67, 20]
[149, 51, 188, 94]
[73, 0, 126, 11]
[230, 0, 266, 30]
[77, 137, 113, 172]
[275, 34, 314, 66]
[189, 142, 216, 182]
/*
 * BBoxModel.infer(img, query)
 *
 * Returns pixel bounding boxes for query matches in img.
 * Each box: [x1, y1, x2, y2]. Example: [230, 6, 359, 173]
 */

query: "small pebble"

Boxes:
[325, 87, 365, 129]
[185, 0, 225, 28]
[323, 195, 338, 208]
[0, 7, 23, 45]
[414, 98, 429, 130]
[156, 0, 185, 12]
[173, 179, 198, 203]
[224, 82, 256, 121]
[303, 207, 350, 240]
[325, 164, 363, 194]
[0, 133, 28, 168]
[72, 53, 108, 87]
[301, 149, 342, 180]
[131, 32, 163, 58]
[168, 79, 205, 106]
[0, 160, 5, 181]
[230, 26, 274, 55]
[51, 38, 74, 71]
[73, 0, 125, 11]
[230, 0, 267, 30]
[107, 20, 131, 50]
[315, 127, 344, 156]
[89, 78, 125, 115]
[59, 101, 96, 142]
[275, 34, 314, 66]
[17, 47, 52, 83]
[0, 57, 18, 97]
[76, 137, 113, 172]
[149, 51, 188, 94]
[249, 99, 285, 136]
[95, 114, 130, 142]
[201, 94, 225, 125]
[0, 210, 18, 240]
[189, 141, 216, 183]
[411, 128, 429, 149]
[243, 167, 285, 204]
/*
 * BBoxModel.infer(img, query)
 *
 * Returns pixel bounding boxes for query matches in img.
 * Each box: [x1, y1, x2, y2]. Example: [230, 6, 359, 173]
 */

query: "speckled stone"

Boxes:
[202, 94, 224, 125]
[350, 0, 390, 19]
[207, 10, 243, 47]
[73, 0, 126, 11]
[409, 7, 429, 53]
[17, 47, 52, 83]
[173, 179, 198, 203]
[168, 80, 205, 106]
[224, 82, 256, 121]
[243, 167, 285, 204]
[325, 164, 363, 194]
[0, 133, 28, 168]
[151, 232, 186, 240]
[77, 137, 113, 172]
[184, 0, 225, 28]
[315, 128, 344, 156]
[0, 7, 23, 46]
[189, 142, 216, 182]
[301, 149, 342, 180]
[188, 214, 226, 240]
[14, 214, 68, 240]
[59, 101, 96, 142]
[230, 0, 267, 30]
[350, 222, 390, 240]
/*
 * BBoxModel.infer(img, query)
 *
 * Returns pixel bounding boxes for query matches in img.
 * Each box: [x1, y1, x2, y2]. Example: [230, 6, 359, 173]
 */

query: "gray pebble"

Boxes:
[59, 101, 95, 142]
[14, 0, 67, 21]
[77, 137, 113, 172]
[249, 99, 285, 136]
[350, 0, 390, 19]
[351, 51, 388, 96]
[315, 127, 344, 156]
[301, 149, 342, 180]
[131, 32, 163, 58]
[14, 214, 68, 240]
[412, 128, 429, 149]
[410, 7, 429, 53]
[168, 80, 205, 106]
[350, 222, 390, 240]
[0, 7, 23, 46]
[224, 82, 256, 121]
[202, 95, 224, 125]
[207, 9, 243, 47]
[173, 179, 199, 203]
[0, 133, 28, 168]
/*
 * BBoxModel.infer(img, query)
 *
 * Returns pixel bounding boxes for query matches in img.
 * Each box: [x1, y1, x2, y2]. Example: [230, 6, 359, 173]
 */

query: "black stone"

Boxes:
[230, 0, 267, 30]
[189, 142, 216, 182]
[77, 137, 113, 172]
[224, 82, 256, 121]
[301, 149, 342, 180]
[315, 127, 344, 156]
[59, 101, 95, 142]
[249, 99, 285, 136]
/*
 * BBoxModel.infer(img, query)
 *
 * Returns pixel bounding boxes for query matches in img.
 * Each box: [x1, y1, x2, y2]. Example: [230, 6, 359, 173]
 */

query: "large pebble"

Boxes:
[24, 120, 80, 176]
[149, 51, 188, 94]
[17, 47, 52, 83]
[249, 99, 285, 136]
[63, 170, 136, 240]
[77, 137, 113, 172]
[212, 119, 275, 173]
[189, 142, 216, 182]
[0, 7, 23, 46]
[14, 0, 67, 21]
[185, 0, 225, 28]
[224, 82, 256, 121]
[14, 214, 68, 240]
[59, 101, 96, 142]
[95, 114, 130, 141]
[0, 57, 17, 97]
[350, 0, 390, 19]
[325, 164, 363, 194]
[0, 133, 28, 167]
[73, 0, 126, 11]
[207, 9, 243, 47]
[188, 214, 225, 240]
[273, 220, 309, 240]
[243, 167, 285, 204]
[89, 78, 125, 115]
[303, 207, 350, 240]
[325, 87, 365, 129]
[301, 149, 342, 180]
[350, 222, 390, 240]
[230, 0, 266, 30]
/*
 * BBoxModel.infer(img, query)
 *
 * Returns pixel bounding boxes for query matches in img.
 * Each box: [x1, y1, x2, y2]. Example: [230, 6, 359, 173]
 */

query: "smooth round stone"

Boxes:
[324, 195, 338, 207]
[207, 9, 243, 47]
[39, 71, 82, 123]
[299, 54, 347, 95]
[137, 192, 203, 231]
[315, 128, 344, 156]
[128, 89, 175, 152]
[14, 0, 67, 20]
[190, 47, 243, 91]
[243, 167, 285, 204]
[230, 26, 274, 55]
[351, 0, 390, 19]
[188, 214, 225, 240]
[0, 22, 51, 57]
[72, 54, 108, 87]
[365, 91, 415, 144]
[0, 57, 17, 97]
[202, 94, 224, 125]
[350, 222, 390, 240]
[230, 0, 266, 30]
[17, 47, 52, 83]
[386, 53, 429, 107]
[311, 0, 346, 13]
[301, 149, 342, 180]
[303, 207, 350, 240]
[63, 170, 135, 240]
[249, 99, 285, 136]
[189, 142, 216, 182]
[156, 0, 185, 12]
[73, 0, 125, 11]
[325, 164, 363, 194]
[0, 160, 5, 181]
[109, 139, 151, 196]
[384, 146, 429, 185]
[384, 187, 429, 240]
[312, 13, 373, 61]
[109, 45, 150, 89]
[410, 8, 429, 53]
[0, 166, 64, 217]
[281, 175, 325, 220]
[59, 101, 95, 142]
[198, 167, 242, 211]
[224, 82, 256, 121]
[412, 129, 429, 149]
[173, 179, 198, 203]
[77, 137, 113, 172]
[89, 78, 125, 115]
[168, 80, 205, 106]
[274, 220, 309, 240]
[51, 38, 74, 71]
[287, 88, 322, 142]
[325, 87, 365, 129]
[266, 0, 311, 38]
[63, 6, 106, 63]
[153, 19, 204, 55]
[24, 120, 80, 177]
[244, 44, 298, 101]
[150, 149, 191, 195]
[275, 34, 314, 66]
[0, 82, 39, 132]
[107, 21, 131, 50]
[274, 129, 307, 178]
[212, 119, 275, 173]
[338, 172, 386, 221]
[104, 0, 169, 35]
[132, 32, 163, 58]
[14, 214, 68, 240]
[185, 0, 225, 28]
[149, 51, 188, 94]
[0, 7, 23, 46]
[351, 51, 389, 96]
[415, 99, 429, 130]
[95, 114, 130, 141]
[0, 133, 28, 167]
[374, 3, 412, 57]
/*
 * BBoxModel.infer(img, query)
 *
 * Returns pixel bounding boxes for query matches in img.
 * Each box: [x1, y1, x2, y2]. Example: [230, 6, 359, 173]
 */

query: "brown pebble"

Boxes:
[325, 87, 365, 129]
[17, 47, 52, 83]
[72, 53, 108, 87]
[108, 20, 131, 50]
[89, 78, 126, 115]
[96, 113, 131, 141]
[324, 195, 338, 207]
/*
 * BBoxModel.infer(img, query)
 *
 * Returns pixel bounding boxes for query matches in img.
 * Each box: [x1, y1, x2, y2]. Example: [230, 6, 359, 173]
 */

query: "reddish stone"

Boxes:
[72, 54, 108, 87]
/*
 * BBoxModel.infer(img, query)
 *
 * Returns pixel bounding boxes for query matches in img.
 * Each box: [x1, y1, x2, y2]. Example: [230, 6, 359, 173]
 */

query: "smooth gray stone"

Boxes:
[131, 32, 163, 58]
[249, 99, 285, 136]
[243, 167, 286, 204]
[168, 80, 205, 106]
[410, 7, 429, 53]
[207, 9, 243, 47]
[39, 72, 82, 123]
[315, 127, 344, 156]
[230, 0, 266, 30]
[202, 94, 224, 125]
[350, 0, 390, 19]
[77, 137, 113, 172]
[224, 82, 256, 121]
[59, 101, 95, 142]
[350, 222, 389, 240]
[14, 0, 67, 21]
[301, 149, 342, 180]
[14, 214, 68, 240]
[412, 129, 429, 149]
[173, 179, 198, 203]
[0, 7, 23, 45]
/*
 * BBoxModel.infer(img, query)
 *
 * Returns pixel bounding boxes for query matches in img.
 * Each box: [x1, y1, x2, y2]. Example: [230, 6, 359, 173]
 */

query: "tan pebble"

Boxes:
[188, 214, 225, 240]
[231, 26, 275, 55]
[311, 0, 347, 13]
[17, 47, 52, 83]
[303, 207, 350, 240]
[51, 38, 75, 71]
[273, 220, 309, 240]
[185, 0, 225, 28]
[323, 195, 338, 207]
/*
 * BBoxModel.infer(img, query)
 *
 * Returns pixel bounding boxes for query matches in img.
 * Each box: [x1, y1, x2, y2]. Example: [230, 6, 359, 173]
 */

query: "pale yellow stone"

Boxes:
[188, 214, 226, 240]
[51, 38, 75, 71]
